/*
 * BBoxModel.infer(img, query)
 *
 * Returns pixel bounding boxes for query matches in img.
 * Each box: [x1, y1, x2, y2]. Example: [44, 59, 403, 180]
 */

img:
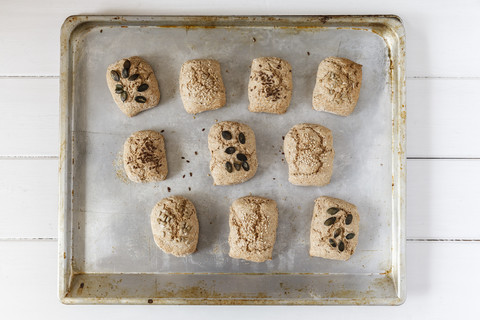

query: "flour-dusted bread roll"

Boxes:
[179, 59, 226, 114]
[150, 196, 199, 257]
[106, 56, 160, 117]
[123, 130, 168, 183]
[284, 123, 334, 186]
[312, 57, 362, 116]
[248, 57, 293, 114]
[228, 196, 278, 262]
[208, 121, 258, 185]
[310, 196, 359, 261]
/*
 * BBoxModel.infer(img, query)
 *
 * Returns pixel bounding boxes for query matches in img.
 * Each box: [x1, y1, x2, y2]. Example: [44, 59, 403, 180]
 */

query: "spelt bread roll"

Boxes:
[208, 121, 258, 185]
[312, 56, 362, 116]
[123, 130, 168, 183]
[248, 57, 292, 114]
[284, 123, 334, 186]
[228, 196, 278, 262]
[151, 196, 199, 257]
[179, 59, 226, 114]
[106, 56, 160, 117]
[310, 196, 359, 261]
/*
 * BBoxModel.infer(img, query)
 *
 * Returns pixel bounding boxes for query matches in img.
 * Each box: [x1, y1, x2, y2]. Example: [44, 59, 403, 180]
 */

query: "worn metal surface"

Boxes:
[59, 15, 405, 305]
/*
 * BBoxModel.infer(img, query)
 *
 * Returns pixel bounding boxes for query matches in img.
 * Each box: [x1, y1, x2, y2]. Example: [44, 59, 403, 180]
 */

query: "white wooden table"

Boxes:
[1, 0, 479, 318]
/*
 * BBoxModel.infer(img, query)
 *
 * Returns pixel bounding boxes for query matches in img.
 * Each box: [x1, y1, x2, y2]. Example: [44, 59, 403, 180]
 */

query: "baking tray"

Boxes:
[58, 15, 406, 305]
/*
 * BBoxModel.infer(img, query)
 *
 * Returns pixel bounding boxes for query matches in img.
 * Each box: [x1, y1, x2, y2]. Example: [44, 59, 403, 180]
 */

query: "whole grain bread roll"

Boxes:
[106, 56, 161, 117]
[248, 57, 292, 114]
[310, 196, 359, 261]
[283, 123, 334, 186]
[179, 59, 226, 114]
[208, 121, 258, 185]
[312, 56, 362, 116]
[151, 196, 199, 257]
[123, 130, 168, 183]
[228, 196, 278, 262]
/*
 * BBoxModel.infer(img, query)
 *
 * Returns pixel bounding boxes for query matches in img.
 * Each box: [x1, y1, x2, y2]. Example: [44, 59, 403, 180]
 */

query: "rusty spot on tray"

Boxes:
[185, 25, 217, 31]
[319, 16, 331, 24]
[380, 269, 392, 276]
[77, 282, 84, 295]
[155, 281, 271, 301]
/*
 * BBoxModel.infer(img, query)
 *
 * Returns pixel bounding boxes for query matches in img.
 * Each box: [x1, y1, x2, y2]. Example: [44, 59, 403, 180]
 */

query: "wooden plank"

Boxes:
[407, 159, 480, 239]
[0, 78, 59, 156]
[0, 240, 478, 317]
[0, 0, 480, 77]
[1, 158, 478, 240]
[407, 78, 480, 158]
[0, 159, 58, 239]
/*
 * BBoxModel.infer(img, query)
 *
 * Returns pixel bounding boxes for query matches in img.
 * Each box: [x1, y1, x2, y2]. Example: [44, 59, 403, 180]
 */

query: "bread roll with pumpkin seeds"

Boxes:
[310, 196, 359, 261]
[150, 196, 199, 257]
[106, 56, 160, 117]
[208, 121, 258, 185]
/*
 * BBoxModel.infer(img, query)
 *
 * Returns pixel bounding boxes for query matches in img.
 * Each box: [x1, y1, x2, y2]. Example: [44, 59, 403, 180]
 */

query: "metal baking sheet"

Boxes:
[59, 15, 406, 305]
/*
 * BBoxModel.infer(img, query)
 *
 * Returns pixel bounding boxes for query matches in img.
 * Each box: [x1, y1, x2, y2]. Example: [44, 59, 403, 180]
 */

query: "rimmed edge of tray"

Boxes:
[58, 15, 406, 305]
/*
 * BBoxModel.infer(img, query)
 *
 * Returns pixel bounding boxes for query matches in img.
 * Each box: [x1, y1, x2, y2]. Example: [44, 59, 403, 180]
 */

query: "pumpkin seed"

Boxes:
[137, 83, 149, 92]
[236, 153, 247, 161]
[329, 239, 336, 247]
[327, 207, 340, 215]
[346, 233, 355, 240]
[110, 70, 120, 81]
[222, 130, 232, 140]
[135, 96, 146, 103]
[345, 214, 353, 225]
[242, 161, 250, 171]
[122, 67, 129, 78]
[338, 241, 345, 252]
[234, 162, 241, 171]
[225, 146, 236, 154]
[115, 88, 124, 94]
[123, 59, 131, 69]
[225, 161, 233, 173]
[324, 217, 336, 226]
[128, 73, 139, 81]
[120, 91, 127, 102]
[115, 84, 123, 90]
[238, 132, 246, 144]
[334, 228, 341, 238]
